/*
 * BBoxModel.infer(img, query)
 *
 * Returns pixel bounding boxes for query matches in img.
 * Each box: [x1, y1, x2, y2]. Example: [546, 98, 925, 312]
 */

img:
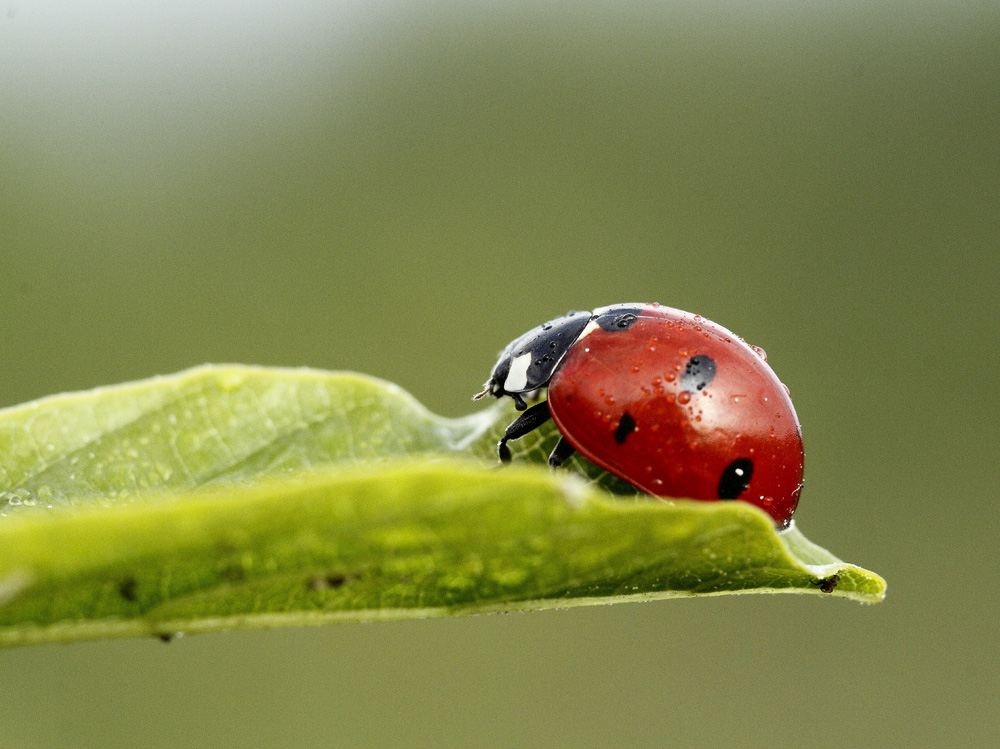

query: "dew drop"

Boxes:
[678, 391, 692, 405]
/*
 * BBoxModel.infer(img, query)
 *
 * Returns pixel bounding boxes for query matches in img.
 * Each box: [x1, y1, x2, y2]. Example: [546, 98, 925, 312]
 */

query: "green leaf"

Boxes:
[0, 366, 885, 647]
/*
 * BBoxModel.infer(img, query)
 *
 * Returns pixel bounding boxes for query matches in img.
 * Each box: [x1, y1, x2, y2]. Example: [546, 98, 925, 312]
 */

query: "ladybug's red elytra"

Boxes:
[473, 303, 804, 526]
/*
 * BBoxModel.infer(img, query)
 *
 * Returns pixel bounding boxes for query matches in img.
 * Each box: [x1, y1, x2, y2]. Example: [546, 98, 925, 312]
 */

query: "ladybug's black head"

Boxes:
[589, 304, 645, 332]
[474, 310, 591, 410]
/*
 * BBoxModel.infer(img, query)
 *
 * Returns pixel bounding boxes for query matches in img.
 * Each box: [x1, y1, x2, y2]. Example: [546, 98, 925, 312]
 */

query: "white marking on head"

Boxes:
[504, 352, 532, 392]
[577, 319, 600, 340]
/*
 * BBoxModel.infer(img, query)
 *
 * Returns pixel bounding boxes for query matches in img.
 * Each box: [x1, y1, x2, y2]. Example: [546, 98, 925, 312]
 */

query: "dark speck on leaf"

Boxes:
[220, 565, 246, 582]
[117, 577, 138, 602]
[308, 573, 354, 591]
[812, 574, 840, 593]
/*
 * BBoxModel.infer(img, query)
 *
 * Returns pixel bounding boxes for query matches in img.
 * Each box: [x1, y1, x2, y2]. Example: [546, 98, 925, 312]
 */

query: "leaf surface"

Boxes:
[0, 366, 885, 647]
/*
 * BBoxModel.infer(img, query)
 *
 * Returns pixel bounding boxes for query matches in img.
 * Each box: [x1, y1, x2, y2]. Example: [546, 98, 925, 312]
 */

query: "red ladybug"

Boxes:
[474, 303, 804, 526]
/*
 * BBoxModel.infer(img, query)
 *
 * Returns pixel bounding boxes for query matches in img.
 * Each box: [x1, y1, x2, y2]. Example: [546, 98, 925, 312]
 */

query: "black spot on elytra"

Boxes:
[718, 458, 754, 499]
[614, 412, 636, 444]
[117, 577, 138, 602]
[681, 355, 716, 392]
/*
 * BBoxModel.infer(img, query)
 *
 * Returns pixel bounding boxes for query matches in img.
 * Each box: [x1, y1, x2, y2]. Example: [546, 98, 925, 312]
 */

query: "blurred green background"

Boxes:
[1, 2, 997, 746]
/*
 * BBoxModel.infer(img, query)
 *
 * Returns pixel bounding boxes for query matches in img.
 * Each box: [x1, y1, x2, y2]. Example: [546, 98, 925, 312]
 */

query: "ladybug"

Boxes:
[473, 303, 804, 526]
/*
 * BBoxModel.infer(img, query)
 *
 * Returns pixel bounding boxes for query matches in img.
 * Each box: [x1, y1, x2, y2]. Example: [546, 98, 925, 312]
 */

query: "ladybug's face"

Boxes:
[474, 310, 591, 408]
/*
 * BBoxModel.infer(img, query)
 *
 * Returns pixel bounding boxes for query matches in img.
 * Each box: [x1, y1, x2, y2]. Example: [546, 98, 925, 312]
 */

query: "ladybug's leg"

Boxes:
[547, 436, 576, 468]
[497, 401, 551, 463]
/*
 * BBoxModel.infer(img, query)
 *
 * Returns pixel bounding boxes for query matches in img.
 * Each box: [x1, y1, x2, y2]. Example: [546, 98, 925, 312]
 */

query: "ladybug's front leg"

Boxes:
[497, 401, 551, 463]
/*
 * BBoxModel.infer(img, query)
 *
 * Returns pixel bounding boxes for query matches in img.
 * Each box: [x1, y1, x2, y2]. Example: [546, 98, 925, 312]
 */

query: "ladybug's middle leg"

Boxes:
[547, 436, 576, 468]
[497, 401, 551, 463]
